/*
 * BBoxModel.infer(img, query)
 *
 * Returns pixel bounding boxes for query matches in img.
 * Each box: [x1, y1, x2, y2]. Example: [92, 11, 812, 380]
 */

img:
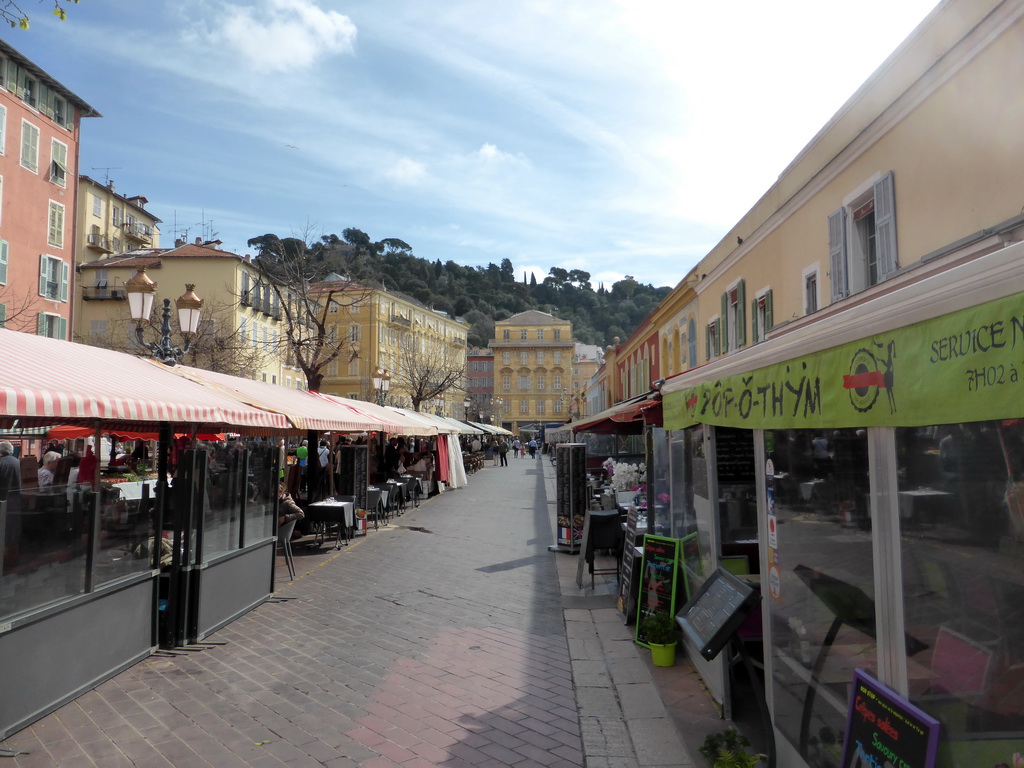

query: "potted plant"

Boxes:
[699, 728, 764, 768]
[639, 611, 677, 666]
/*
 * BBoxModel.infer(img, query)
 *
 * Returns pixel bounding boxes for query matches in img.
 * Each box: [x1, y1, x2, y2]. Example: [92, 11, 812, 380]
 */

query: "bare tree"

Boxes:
[247, 226, 410, 391]
[0, 284, 53, 333]
[392, 332, 466, 413]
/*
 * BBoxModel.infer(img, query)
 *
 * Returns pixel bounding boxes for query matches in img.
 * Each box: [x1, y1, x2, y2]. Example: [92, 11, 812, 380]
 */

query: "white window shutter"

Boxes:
[874, 171, 897, 280]
[828, 208, 848, 301]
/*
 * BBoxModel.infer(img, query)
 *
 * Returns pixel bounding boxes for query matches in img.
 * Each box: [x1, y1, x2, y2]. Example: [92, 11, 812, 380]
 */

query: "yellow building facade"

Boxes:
[319, 286, 469, 415]
[74, 176, 161, 267]
[491, 310, 575, 435]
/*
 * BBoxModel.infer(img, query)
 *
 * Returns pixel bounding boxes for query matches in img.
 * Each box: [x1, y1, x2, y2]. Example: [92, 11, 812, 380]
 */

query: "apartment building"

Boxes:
[75, 175, 161, 265]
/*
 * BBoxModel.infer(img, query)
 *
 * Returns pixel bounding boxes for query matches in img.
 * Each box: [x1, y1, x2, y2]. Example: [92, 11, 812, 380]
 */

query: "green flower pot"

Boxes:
[650, 641, 676, 667]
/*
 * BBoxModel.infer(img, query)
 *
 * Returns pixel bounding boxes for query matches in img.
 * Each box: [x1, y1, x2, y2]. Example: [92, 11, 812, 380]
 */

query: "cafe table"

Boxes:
[305, 497, 355, 549]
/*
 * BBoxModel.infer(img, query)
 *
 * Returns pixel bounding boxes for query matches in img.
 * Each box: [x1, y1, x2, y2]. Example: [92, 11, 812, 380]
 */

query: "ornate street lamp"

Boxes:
[463, 398, 471, 419]
[372, 367, 391, 406]
[435, 394, 445, 416]
[125, 267, 203, 366]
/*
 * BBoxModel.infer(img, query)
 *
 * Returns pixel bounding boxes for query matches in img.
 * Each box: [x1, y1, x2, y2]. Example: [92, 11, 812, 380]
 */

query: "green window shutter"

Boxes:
[58, 316, 67, 340]
[705, 324, 711, 360]
[60, 260, 69, 302]
[38, 254, 47, 296]
[874, 171, 898, 280]
[37, 313, 45, 335]
[736, 280, 746, 347]
[714, 320, 722, 357]
[720, 292, 728, 353]
[0, 303, 6, 327]
[751, 299, 759, 342]
[0, 240, 8, 285]
[765, 289, 774, 332]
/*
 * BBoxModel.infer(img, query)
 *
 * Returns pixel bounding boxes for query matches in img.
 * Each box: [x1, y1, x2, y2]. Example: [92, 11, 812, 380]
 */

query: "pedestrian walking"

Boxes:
[527, 438, 538, 459]
[498, 438, 509, 467]
[491, 439, 500, 466]
[512, 437, 522, 458]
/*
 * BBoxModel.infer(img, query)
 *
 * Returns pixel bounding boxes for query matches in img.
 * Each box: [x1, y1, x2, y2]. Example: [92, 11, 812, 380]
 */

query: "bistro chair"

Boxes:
[277, 519, 298, 581]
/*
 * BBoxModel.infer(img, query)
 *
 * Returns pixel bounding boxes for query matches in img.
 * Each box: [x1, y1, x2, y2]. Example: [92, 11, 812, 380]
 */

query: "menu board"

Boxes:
[336, 445, 368, 512]
[617, 504, 641, 622]
[677, 566, 758, 661]
[715, 427, 756, 484]
[840, 670, 939, 768]
[634, 535, 680, 647]
[553, 443, 586, 552]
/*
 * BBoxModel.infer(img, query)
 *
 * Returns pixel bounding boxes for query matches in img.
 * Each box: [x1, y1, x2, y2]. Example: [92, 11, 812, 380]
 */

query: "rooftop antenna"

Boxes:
[91, 166, 121, 185]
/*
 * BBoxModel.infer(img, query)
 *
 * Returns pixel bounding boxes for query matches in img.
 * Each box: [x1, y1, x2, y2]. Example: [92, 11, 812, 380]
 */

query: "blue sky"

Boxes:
[9, 0, 937, 288]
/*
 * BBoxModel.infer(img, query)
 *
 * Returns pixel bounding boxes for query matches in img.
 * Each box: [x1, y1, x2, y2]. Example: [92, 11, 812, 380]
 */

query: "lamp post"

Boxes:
[372, 367, 391, 407]
[125, 267, 203, 366]
[463, 398, 471, 419]
[435, 394, 445, 416]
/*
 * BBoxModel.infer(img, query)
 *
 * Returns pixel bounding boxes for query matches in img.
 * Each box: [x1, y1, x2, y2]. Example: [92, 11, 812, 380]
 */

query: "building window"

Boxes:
[502, 329, 510, 341]
[92, 194, 101, 218]
[38, 254, 67, 301]
[112, 206, 123, 227]
[720, 279, 745, 353]
[520, 400, 529, 414]
[20, 120, 39, 172]
[536, 350, 545, 365]
[520, 351, 528, 365]
[553, 351, 562, 365]
[350, 324, 361, 342]
[518, 375, 530, 391]
[706, 318, 721, 360]
[829, 171, 897, 300]
[804, 269, 818, 315]
[47, 201, 64, 248]
[537, 375, 545, 390]
[37, 312, 66, 339]
[502, 375, 510, 390]
[90, 319, 107, 337]
[751, 289, 773, 343]
[239, 317, 247, 342]
[553, 375, 561, 389]
[520, 329, 528, 340]
[554, 329, 561, 340]
[348, 357, 360, 375]
[537, 329, 544, 340]
[252, 326, 258, 349]
[262, 326, 269, 351]
[50, 139, 68, 187]
[537, 400, 546, 415]
[502, 351, 510, 366]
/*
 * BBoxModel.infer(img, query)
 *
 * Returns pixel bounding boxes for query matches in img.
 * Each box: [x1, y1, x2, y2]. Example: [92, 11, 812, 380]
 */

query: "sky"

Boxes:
[7, 0, 939, 289]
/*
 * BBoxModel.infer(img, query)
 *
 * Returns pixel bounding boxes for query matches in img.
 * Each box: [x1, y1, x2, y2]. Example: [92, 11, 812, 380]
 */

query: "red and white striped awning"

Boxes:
[0, 330, 289, 431]
[315, 395, 438, 435]
[168, 366, 395, 433]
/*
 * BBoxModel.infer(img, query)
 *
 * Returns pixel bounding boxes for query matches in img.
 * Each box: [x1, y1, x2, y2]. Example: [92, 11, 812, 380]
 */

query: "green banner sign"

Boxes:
[664, 292, 1024, 431]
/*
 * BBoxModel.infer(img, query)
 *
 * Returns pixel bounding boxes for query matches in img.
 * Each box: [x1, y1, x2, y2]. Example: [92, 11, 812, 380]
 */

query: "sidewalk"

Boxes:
[0, 451, 717, 767]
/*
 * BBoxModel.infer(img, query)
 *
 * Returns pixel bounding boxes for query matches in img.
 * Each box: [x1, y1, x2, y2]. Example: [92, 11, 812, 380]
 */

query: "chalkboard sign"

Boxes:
[840, 669, 939, 768]
[617, 504, 641, 622]
[715, 427, 755, 484]
[553, 443, 586, 552]
[336, 445, 368, 512]
[676, 566, 758, 661]
[634, 535, 680, 647]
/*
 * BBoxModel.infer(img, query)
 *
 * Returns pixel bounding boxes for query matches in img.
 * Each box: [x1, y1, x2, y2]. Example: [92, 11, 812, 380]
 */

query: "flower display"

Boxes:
[604, 460, 646, 492]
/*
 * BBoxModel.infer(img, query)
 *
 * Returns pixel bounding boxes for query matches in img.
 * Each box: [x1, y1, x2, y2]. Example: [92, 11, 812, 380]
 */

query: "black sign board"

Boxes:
[715, 427, 756, 484]
[676, 566, 758, 661]
[617, 504, 641, 622]
[553, 443, 586, 552]
[336, 445, 368, 512]
[634, 535, 680, 647]
[840, 669, 939, 768]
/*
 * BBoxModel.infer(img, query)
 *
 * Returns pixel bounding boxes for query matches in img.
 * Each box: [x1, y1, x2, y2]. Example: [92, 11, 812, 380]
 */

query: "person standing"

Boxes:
[497, 439, 509, 467]
[527, 438, 538, 459]
[512, 437, 522, 458]
[0, 441, 20, 499]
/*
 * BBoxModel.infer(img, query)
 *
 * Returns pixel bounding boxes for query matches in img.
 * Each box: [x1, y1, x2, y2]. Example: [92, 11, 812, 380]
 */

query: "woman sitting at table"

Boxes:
[278, 483, 306, 539]
[37, 451, 61, 487]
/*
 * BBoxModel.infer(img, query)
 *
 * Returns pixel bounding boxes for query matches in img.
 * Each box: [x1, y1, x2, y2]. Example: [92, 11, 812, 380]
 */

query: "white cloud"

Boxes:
[475, 143, 529, 166]
[386, 157, 429, 186]
[211, 0, 356, 74]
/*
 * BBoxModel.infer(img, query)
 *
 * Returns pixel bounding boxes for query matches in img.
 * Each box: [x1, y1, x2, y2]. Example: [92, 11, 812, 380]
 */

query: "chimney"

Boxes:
[195, 237, 202, 245]
[175, 238, 184, 247]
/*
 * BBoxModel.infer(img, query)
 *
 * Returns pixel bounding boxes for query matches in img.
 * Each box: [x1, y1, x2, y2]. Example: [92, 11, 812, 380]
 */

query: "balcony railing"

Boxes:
[82, 285, 127, 301]
[124, 222, 153, 242]
[85, 233, 113, 252]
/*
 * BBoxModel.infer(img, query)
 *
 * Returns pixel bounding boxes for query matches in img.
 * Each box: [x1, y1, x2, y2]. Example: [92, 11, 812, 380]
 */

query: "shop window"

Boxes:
[763, 427, 874, 764]
[829, 171, 897, 301]
[751, 289, 773, 343]
[897, 421, 1024, 761]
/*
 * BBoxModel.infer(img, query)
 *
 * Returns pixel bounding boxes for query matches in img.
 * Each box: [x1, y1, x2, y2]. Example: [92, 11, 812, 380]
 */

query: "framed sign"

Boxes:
[634, 535, 680, 647]
[676, 566, 758, 661]
[617, 504, 641, 622]
[553, 443, 586, 552]
[840, 669, 939, 768]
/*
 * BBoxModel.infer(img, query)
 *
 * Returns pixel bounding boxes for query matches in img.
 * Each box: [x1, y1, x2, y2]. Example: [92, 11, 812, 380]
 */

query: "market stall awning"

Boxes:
[312, 394, 428, 434]
[47, 425, 226, 441]
[166, 366, 389, 433]
[391, 408, 456, 434]
[466, 421, 497, 435]
[435, 415, 479, 434]
[0, 330, 289, 432]
[568, 393, 662, 434]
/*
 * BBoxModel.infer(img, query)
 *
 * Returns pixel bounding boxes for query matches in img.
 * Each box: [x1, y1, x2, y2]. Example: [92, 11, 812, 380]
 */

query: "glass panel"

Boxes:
[96, 483, 157, 585]
[202, 444, 244, 560]
[243, 443, 276, 546]
[898, 421, 1024, 766]
[0, 484, 87, 620]
[649, 428, 670, 536]
[764, 427, 873, 767]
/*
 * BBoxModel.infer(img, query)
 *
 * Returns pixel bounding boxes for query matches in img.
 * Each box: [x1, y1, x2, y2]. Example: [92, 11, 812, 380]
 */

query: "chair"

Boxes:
[277, 519, 297, 581]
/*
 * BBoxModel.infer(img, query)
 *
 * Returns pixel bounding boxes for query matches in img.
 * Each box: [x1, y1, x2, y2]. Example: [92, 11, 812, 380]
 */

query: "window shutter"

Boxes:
[720, 292, 728, 353]
[874, 171, 897, 280]
[736, 280, 746, 347]
[714, 320, 722, 357]
[765, 289, 774, 332]
[0, 303, 6, 326]
[60, 260, 69, 302]
[751, 299, 759, 342]
[0, 241, 7, 285]
[705, 324, 711, 360]
[38, 254, 47, 296]
[241, 271, 249, 300]
[58, 316, 67, 340]
[828, 208, 848, 301]
[37, 313, 45, 335]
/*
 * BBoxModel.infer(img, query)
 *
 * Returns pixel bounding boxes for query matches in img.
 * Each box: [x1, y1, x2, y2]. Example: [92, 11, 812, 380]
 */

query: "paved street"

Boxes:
[1, 452, 700, 767]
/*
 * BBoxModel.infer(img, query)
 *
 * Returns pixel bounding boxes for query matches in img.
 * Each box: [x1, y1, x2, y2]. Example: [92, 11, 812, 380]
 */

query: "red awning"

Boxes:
[569, 394, 662, 433]
[47, 425, 226, 442]
[0, 330, 289, 432]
